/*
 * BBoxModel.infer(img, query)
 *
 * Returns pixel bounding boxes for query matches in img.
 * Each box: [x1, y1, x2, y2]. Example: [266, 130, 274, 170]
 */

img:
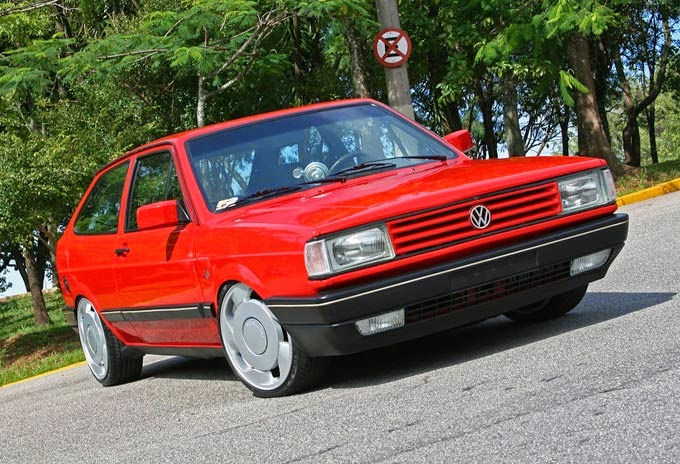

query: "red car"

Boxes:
[57, 99, 628, 397]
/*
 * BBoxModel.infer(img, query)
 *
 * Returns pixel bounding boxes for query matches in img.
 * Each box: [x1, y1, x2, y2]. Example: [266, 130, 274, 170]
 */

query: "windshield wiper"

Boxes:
[238, 185, 303, 204]
[397, 155, 448, 161]
[235, 177, 348, 207]
[298, 177, 347, 185]
[329, 161, 397, 177]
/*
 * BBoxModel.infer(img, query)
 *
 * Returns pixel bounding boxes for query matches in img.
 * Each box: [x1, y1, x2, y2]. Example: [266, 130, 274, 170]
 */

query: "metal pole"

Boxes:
[375, 0, 415, 120]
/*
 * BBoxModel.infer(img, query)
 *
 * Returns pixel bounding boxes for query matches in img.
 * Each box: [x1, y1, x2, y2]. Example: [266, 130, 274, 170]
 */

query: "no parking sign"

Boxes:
[373, 27, 412, 68]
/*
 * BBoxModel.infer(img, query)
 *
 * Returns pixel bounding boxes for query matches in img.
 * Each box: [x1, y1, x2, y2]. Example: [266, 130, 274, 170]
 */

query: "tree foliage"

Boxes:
[0, 0, 679, 322]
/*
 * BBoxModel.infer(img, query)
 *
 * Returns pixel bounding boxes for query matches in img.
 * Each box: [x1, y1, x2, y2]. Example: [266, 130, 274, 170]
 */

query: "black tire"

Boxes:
[218, 283, 327, 397]
[504, 284, 589, 323]
[77, 298, 143, 387]
[99, 321, 144, 386]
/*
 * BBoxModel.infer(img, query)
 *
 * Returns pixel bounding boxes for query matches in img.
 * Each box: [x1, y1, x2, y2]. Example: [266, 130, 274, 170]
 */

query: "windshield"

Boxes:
[185, 103, 458, 211]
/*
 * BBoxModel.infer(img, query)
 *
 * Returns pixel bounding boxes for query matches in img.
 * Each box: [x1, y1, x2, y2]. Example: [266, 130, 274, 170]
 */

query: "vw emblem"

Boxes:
[469, 205, 492, 229]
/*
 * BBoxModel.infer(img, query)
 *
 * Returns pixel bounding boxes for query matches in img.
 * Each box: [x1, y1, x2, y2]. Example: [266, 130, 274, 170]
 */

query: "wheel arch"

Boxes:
[212, 263, 268, 307]
[72, 293, 131, 345]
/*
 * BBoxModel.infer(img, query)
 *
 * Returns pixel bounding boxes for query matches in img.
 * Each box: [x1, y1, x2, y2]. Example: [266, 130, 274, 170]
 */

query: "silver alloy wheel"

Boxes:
[77, 298, 108, 380]
[219, 283, 293, 391]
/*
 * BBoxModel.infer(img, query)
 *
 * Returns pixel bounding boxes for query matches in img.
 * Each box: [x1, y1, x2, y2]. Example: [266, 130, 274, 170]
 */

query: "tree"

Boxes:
[0, 0, 168, 323]
[613, 3, 674, 166]
[541, 1, 624, 175]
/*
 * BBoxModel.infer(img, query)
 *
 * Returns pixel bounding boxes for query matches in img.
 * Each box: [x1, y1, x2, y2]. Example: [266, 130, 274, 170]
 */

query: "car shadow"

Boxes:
[136, 291, 674, 390]
[324, 291, 675, 391]
[139, 356, 234, 382]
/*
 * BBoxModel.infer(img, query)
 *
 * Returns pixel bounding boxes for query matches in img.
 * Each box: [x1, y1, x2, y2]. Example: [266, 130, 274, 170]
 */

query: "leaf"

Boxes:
[558, 69, 588, 107]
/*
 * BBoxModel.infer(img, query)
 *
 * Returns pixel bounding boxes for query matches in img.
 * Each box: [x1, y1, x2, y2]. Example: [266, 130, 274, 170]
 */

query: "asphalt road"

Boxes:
[2, 192, 679, 463]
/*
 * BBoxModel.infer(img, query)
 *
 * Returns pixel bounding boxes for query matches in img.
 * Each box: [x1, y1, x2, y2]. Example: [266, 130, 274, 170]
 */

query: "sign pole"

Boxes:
[375, 0, 415, 120]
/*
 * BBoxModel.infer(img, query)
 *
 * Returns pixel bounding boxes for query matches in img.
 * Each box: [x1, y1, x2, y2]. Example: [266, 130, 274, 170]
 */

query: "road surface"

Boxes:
[2, 192, 679, 463]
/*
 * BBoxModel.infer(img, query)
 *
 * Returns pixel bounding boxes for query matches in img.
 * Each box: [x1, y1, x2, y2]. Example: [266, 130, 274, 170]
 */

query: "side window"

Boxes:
[126, 152, 183, 231]
[74, 161, 130, 235]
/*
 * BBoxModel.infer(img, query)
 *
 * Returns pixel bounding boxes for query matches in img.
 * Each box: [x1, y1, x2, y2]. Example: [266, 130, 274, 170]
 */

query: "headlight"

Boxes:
[558, 168, 616, 214]
[305, 225, 395, 277]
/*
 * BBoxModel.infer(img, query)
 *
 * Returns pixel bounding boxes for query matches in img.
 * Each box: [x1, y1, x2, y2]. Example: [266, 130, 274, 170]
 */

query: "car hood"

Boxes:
[216, 156, 607, 237]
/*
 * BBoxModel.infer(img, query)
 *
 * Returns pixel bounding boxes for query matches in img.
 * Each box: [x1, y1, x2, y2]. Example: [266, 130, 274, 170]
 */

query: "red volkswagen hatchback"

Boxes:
[57, 99, 628, 397]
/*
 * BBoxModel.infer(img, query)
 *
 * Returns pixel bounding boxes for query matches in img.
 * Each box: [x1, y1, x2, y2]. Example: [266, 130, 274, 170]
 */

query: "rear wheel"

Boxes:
[504, 285, 589, 323]
[218, 283, 325, 397]
[77, 298, 143, 386]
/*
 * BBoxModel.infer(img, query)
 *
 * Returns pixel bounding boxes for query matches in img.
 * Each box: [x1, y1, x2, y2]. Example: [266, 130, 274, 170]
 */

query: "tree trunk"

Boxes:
[560, 105, 570, 156]
[567, 34, 623, 176]
[11, 245, 30, 291]
[342, 20, 371, 98]
[476, 79, 498, 159]
[38, 224, 59, 286]
[614, 17, 670, 167]
[291, 14, 304, 104]
[196, 75, 206, 127]
[501, 84, 524, 156]
[53, 1, 73, 39]
[443, 100, 463, 132]
[613, 49, 640, 166]
[592, 37, 612, 144]
[622, 118, 641, 167]
[23, 247, 51, 326]
[648, 103, 658, 164]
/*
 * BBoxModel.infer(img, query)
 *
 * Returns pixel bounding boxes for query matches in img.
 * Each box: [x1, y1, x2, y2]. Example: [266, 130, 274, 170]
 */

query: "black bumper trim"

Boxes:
[267, 214, 628, 356]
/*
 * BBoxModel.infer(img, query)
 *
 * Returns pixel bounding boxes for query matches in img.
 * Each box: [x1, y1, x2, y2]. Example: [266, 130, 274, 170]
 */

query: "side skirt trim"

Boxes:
[102, 303, 215, 323]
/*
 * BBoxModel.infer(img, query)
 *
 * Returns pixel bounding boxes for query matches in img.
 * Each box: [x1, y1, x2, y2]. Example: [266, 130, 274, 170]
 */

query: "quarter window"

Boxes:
[74, 161, 130, 235]
[126, 152, 183, 231]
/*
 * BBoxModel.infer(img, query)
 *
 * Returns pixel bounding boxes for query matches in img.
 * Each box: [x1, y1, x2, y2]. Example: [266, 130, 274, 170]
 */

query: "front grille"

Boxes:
[387, 182, 561, 256]
[405, 261, 571, 323]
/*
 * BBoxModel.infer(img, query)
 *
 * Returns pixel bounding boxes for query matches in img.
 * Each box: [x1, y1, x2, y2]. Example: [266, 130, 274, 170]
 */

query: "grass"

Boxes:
[616, 159, 680, 196]
[0, 291, 84, 387]
[2, 158, 679, 387]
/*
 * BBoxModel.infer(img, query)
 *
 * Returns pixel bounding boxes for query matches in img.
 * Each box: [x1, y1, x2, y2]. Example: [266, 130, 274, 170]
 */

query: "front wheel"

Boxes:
[77, 298, 143, 386]
[218, 283, 326, 397]
[504, 285, 589, 323]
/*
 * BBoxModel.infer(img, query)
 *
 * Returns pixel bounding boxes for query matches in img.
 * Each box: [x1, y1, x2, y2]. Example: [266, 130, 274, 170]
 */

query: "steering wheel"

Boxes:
[329, 151, 372, 174]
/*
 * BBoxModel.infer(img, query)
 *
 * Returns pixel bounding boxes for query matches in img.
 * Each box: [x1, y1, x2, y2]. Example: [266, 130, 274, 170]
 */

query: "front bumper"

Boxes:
[267, 213, 628, 356]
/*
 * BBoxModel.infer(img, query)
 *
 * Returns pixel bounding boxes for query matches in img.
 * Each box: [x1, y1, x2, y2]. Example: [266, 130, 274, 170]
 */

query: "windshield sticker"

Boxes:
[216, 197, 239, 210]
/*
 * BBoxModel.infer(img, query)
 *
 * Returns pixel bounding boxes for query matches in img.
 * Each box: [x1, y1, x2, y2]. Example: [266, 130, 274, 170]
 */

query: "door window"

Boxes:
[73, 161, 130, 235]
[126, 152, 183, 231]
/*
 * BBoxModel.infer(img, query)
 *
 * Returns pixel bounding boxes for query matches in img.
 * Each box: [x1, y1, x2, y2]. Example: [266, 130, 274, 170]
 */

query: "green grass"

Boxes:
[616, 159, 680, 196]
[0, 292, 84, 387]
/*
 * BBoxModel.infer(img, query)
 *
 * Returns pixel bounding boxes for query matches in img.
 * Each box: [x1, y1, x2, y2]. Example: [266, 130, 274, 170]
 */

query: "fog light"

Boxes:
[570, 249, 611, 276]
[355, 309, 405, 336]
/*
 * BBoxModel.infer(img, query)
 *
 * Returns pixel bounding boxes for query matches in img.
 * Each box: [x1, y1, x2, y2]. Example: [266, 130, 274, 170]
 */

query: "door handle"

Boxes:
[115, 247, 130, 256]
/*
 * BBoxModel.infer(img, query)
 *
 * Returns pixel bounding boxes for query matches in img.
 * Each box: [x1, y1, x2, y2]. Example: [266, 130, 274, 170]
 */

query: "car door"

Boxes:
[66, 160, 130, 311]
[113, 148, 217, 345]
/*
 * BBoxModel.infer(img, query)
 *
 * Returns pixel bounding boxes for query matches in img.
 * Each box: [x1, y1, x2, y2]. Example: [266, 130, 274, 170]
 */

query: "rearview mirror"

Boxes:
[136, 200, 189, 230]
[443, 130, 474, 154]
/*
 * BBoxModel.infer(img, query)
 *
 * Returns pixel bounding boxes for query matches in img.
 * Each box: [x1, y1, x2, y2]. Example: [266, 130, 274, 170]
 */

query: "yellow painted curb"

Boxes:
[1, 361, 86, 389]
[617, 177, 680, 206]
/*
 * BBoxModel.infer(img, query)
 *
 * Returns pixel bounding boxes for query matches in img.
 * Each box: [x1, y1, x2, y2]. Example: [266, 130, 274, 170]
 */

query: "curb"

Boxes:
[1, 361, 87, 389]
[617, 177, 680, 206]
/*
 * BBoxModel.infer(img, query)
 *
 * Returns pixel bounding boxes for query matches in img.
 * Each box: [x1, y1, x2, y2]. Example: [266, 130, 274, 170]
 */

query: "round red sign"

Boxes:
[373, 27, 412, 68]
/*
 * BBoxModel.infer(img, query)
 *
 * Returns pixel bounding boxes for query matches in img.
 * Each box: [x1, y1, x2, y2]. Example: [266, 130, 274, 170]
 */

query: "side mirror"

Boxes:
[136, 200, 189, 230]
[443, 130, 474, 154]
